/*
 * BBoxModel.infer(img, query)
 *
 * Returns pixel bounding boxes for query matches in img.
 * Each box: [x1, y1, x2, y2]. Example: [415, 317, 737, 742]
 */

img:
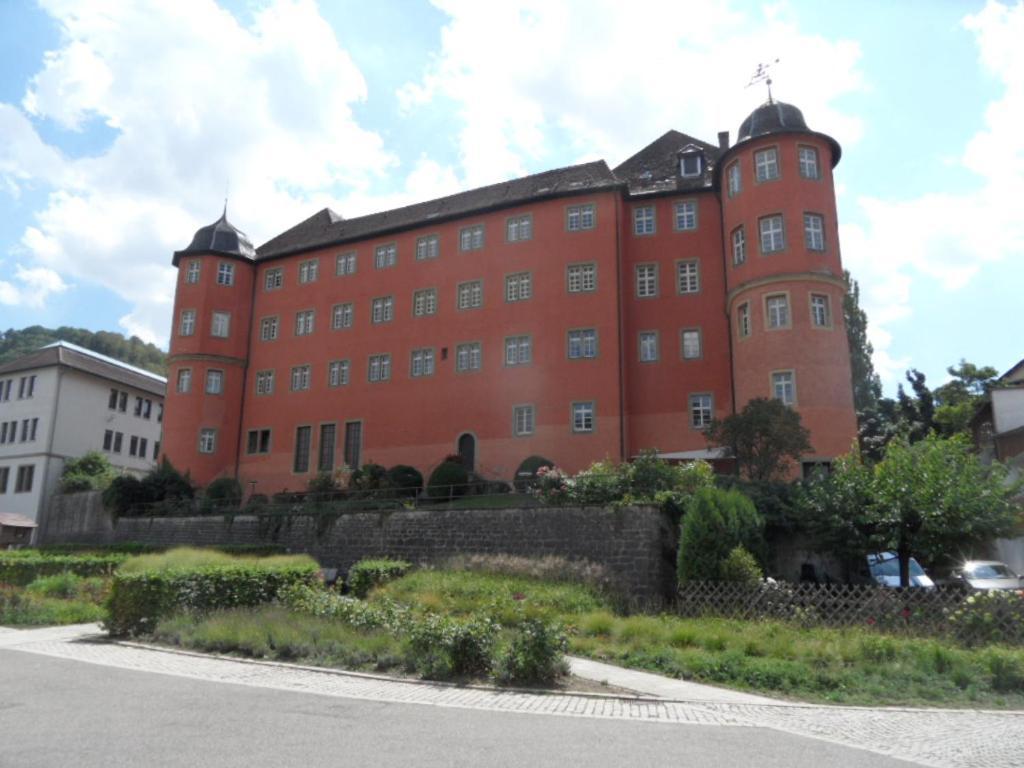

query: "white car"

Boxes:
[952, 560, 1023, 591]
[866, 552, 935, 588]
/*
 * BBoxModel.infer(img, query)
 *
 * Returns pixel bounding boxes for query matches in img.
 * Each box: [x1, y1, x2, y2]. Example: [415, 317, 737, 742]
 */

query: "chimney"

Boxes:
[718, 131, 730, 150]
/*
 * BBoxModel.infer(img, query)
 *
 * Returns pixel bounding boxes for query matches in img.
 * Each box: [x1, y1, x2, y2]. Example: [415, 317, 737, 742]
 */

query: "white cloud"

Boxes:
[0, 264, 69, 308]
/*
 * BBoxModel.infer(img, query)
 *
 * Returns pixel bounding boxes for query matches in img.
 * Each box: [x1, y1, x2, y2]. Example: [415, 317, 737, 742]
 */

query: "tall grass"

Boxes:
[117, 547, 315, 574]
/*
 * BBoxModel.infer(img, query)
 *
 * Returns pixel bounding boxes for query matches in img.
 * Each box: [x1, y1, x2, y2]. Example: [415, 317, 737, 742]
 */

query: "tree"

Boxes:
[0, 325, 166, 374]
[678, 487, 763, 582]
[843, 270, 882, 415]
[932, 359, 1000, 437]
[706, 397, 812, 482]
[60, 451, 117, 493]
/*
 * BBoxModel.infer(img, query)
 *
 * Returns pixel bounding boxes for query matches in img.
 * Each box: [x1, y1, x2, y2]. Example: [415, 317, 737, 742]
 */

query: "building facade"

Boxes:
[162, 101, 858, 492]
[0, 341, 166, 534]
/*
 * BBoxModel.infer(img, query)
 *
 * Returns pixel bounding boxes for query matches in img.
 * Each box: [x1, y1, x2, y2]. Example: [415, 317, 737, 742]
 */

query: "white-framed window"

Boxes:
[336, 251, 356, 276]
[216, 262, 235, 286]
[176, 368, 192, 393]
[759, 215, 785, 253]
[799, 146, 820, 179]
[513, 405, 535, 436]
[410, 348, 435, 378]
[457, 280, 483, 310]
[738, 302, 751, 338]
[264, 267, 283, 291]
[505, 335, 531, 366]
[255, 370, 274, 396]
[459, 224, 484, 251]
[374, 243, 397, 269]
[413, 288, 437, 317]
[754, 147, 780, 182]
[633, 206, 655, 235]
[674, 200, 697, 231]
[371, 296, 394, 324]
[185, 260, 200, 284]
[772, 370, 796, 405]
[727, 162, 741, 197]
[567, 329, 597, 359]
[211, 311, 230, 338]
[298, 259, 319, 284]
[295, 310, 314, 336]
[566, 203, 595, 231]
[205, 369, 224, 395]
[677, 260, 699, 294]
[505, 272, 532, 302]
[328, 360, 350, 387]
[368, 354, 391, 382]
[811, 294, 832, 328]
[290, 365, 311, 391]
[507, 214, 533, 242]
[679, 152, 702, 177]
[456, 342, 482, 372]
[179, 309, 196, 337]
[260, 316, 279, 342]
[198, 428, 217, 454]
[766, 294, 790, 329]
[690, 394, 713, 428]
[416, 234, 439, 260]
[636, 263, 658, 298]
[804, 213, 825, 251]
[331, 303, 354, 330]
[639, 331, 659, 362]
[732, 226, 746, 265]
[681, 328, 702, 360]
[567, 263, 596, 293]
[572, 401, 595, 433]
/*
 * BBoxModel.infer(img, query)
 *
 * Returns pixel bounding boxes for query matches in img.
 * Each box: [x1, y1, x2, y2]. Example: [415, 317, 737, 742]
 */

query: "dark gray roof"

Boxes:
[173, 208, 256, 266]
[257, 160, 622, 260]
[0, 341, 166, 397]
[613, 130, 721, 196]
[734, 100, 841, 165]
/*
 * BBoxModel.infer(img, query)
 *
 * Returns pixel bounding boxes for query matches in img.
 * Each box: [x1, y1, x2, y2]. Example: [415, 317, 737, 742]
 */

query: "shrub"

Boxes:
[201, 477, 243, 513]
[570, 460, 627, 505]
[307, 472, 339, 500]
[406, 613, 498, 678]
[105, 548, 319, 636]
[513, 456, 555, 491]
[0, 586, 107, 626]
[347, 558, 412, 598]
[101, 459, 193, 517]
[427, 461, 469, 499]
[678, 487, 763, 583]
[349, 463, 386, 492]
[0, 552, 127, 586]
[719, 546, 763, 586]
[61, 451, 117, 493]
[949, 591, 1024, 647]
[493, 619, 568, 685]
[140, 459, 194, 504]
[383, 465, 423, 498]
[102, 475, 149, 517]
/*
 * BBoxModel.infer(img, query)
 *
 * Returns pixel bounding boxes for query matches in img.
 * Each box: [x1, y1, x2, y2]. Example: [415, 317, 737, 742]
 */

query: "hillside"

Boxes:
[0, 325, 167, 375]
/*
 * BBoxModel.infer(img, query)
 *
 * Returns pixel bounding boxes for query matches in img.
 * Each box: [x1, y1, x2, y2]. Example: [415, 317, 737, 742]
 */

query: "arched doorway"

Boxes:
[457, 433, 476, 472]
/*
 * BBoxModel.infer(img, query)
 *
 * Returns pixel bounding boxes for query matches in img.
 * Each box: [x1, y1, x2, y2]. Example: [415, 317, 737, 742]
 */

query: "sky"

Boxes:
[0, 0, 1021, 394]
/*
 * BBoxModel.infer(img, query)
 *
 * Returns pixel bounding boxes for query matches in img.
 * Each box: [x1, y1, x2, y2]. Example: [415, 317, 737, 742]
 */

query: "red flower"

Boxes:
[866, 616, 876, 625]
[512, 592, 526, 601]
[901, 607, 911, 619]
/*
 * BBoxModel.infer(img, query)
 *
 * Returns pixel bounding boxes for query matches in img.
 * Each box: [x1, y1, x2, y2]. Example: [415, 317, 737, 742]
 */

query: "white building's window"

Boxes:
[505, 272, 532, 302]
[456, 342, 482, 372]
[738, 302, 751, 338]
[416, 235, 439, 260]
[185, 261, 200, 284]
[799, 146, 820, 179]
[295, 310, 314, 336]
[505, 336, 531, 366]
[336, 252, 356, 276]
[674, 200, 697, 231]
[371, 296, 394, 324]
[290, 365, 311, 391]
[633, 206, 655, 235]
[804, 213, 825, 251]
[198, 428, 217, 454]
[264, 268, 283, 291]
[15, 465, 34, 492]
[681, 328, 702, 360]
[754, 148, 779, 182]
[639, 331, 659, 362]
[568, 329, 597, 359]
[572, 401, 595, 433]
[459, 224, 484, 251]
[260, 316, 279, 342]
[298, 259, 319, 283]
[457, 280, 483, 310]
[413, 288, 437, 317]
[328, 360, 350, 387]
[636, 263, 658, 298]
[211, 311, 230, 338]
[566, 204, 595, 231]
[567, 263, 596, 293]
[374, 243, 397, 269]
[255, 370, 274, 395]
[772, 370, 796, 405]
[727, 162, 741, 197]
[332, 303, 354, 330]
[811, 294, 832, 327]
[732, 226, 746, 265]
[507, 215, 533, 242]
[766, 294, 790, 329]
[216, 262, 235, 286]
[205, 370, 223, 395]
[410, 348, 435, 378]
[677, 260, 699, 294]
[690, 394, 713, 428]
[513, 405, 535, 436]
[759, 215, 785, 253]
[179, 309, 196, 337]
[177, 368, 192, 393]
[368, 354, 391, 382]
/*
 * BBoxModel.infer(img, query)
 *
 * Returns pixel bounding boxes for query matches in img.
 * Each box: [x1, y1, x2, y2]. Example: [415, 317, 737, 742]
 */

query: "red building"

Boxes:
[162, 101, 857, 492]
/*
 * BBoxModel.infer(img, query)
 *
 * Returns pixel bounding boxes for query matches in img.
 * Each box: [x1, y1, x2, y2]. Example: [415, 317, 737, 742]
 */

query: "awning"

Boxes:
[0, 512, 38, 528]
[646, 448, 729, 461]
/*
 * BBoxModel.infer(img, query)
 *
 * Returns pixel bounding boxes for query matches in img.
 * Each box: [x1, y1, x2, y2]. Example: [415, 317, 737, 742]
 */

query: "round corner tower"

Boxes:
[715, 101, 857, 467]
[161, 209, 256, 486]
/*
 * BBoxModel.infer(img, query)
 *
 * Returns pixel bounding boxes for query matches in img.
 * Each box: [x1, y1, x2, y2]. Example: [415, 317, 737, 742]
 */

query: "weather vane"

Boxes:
[748, 59, 780, 103]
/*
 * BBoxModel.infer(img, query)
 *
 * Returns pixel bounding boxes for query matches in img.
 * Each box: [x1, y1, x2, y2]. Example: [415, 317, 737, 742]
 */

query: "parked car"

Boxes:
[865, 552, 935, 588]
[951, 560, 1023, 591]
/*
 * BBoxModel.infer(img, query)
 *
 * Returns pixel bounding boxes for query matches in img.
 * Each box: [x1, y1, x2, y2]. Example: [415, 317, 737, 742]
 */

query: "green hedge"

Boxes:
[0, 552, 129, 586]
[106, 550, 320, 636]
[347, 558, 412, 598]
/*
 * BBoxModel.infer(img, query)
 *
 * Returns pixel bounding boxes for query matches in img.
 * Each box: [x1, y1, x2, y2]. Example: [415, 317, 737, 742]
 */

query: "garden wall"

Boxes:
[41, 492, 677, 598]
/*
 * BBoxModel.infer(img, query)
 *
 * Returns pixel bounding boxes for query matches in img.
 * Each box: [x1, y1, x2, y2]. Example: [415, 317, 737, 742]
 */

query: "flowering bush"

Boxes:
[948, 590, 1024, 647]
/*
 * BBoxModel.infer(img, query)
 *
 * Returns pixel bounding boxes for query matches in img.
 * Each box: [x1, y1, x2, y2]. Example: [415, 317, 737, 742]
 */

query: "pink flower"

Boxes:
[513, 593, 526, 601]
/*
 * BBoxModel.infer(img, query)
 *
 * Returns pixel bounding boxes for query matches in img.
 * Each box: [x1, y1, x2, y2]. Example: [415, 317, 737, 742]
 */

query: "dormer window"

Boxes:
[678, 145, 704, 178]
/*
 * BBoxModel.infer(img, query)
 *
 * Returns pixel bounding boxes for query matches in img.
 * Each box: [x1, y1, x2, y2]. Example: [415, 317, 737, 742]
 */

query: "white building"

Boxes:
[0, 341, 166, 537]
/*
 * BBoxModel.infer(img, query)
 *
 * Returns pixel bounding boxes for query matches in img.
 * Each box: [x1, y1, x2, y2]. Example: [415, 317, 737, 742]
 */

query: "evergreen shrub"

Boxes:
[678, 487, 764, 583]
[383, 465, 423, 498]
[347, 558, 412, 598]
[427, 461, 469, 499]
